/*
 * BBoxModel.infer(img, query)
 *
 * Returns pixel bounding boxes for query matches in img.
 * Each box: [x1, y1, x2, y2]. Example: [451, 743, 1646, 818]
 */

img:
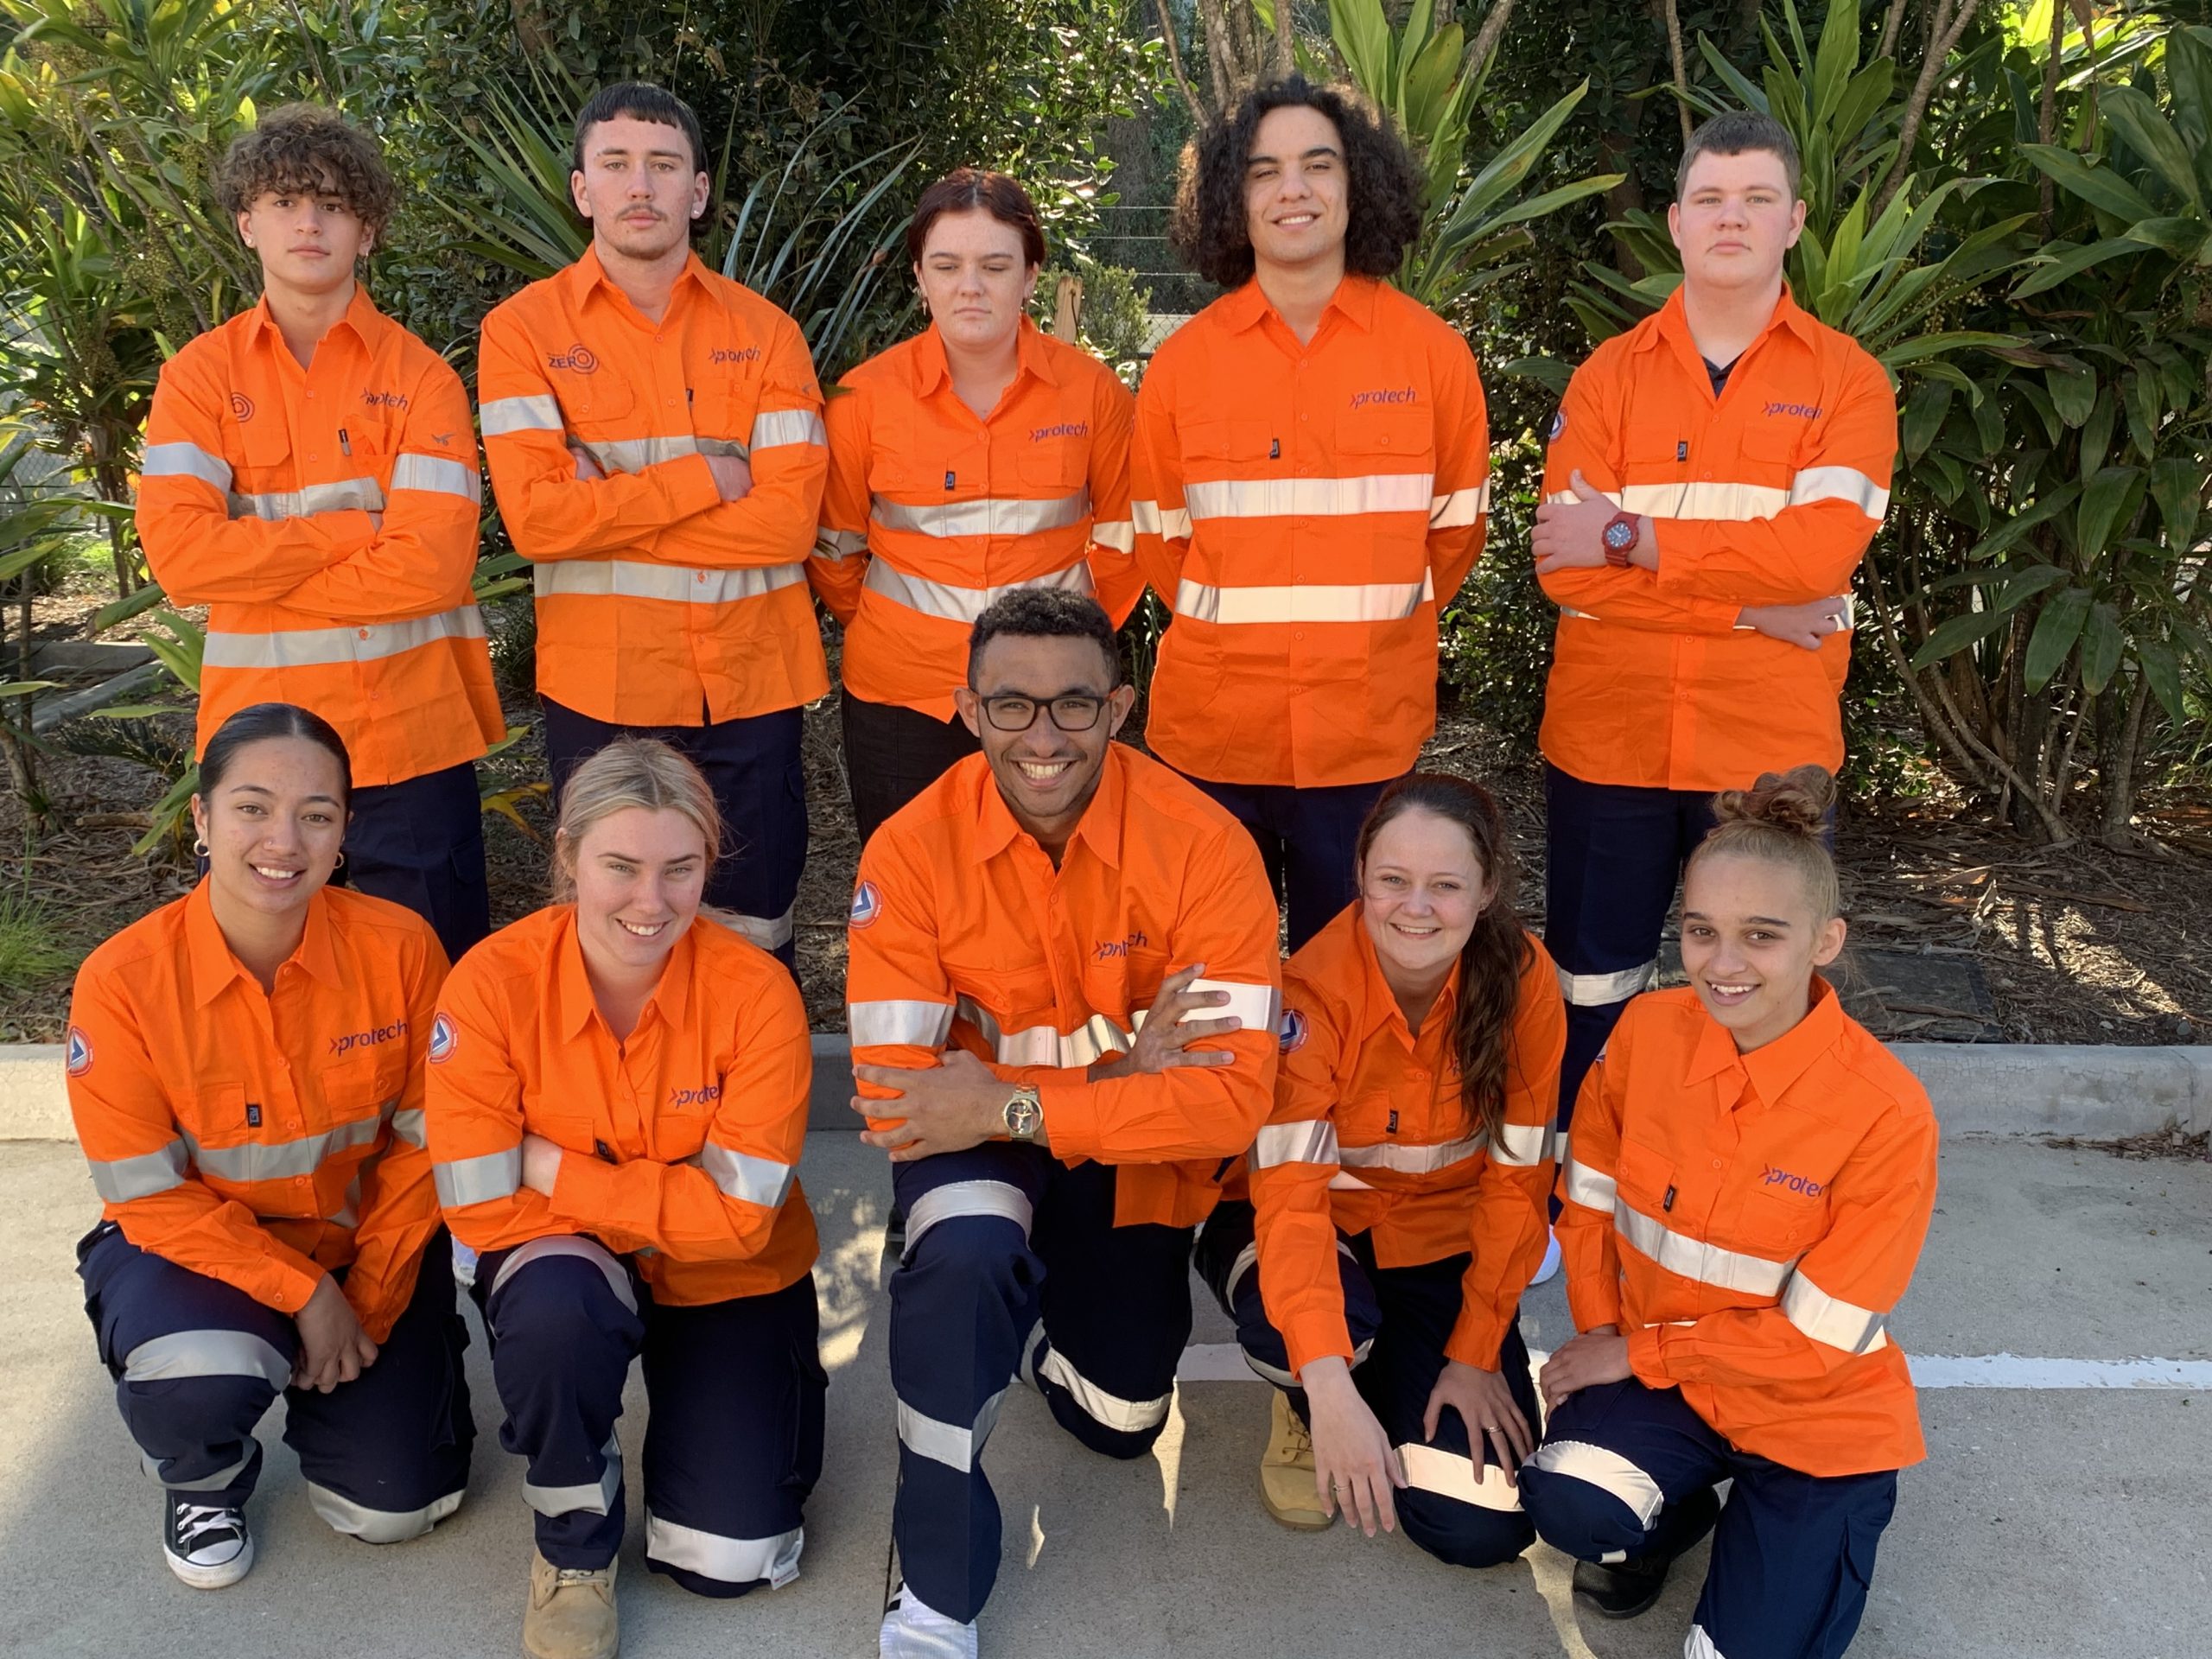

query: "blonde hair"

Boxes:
[550, 737, 723, 903]
[1687, 764, 1841, 922]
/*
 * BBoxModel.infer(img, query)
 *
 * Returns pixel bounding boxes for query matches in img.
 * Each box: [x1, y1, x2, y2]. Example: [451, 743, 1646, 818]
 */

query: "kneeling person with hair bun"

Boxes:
[1519, 766, 1937, 1659]
[426, 738, 823, 1659]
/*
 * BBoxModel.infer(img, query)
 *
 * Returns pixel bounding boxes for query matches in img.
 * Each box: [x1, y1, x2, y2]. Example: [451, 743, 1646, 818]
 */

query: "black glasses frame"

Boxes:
[976, 693, 1110, 734]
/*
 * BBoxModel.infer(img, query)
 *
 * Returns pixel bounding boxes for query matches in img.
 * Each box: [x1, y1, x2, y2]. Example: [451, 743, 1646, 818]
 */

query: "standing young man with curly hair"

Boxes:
[137, 105, 505, 960]
[1132, 76, 1491, 954]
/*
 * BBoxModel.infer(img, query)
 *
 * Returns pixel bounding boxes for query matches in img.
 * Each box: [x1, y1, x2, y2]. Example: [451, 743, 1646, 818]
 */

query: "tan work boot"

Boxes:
[524, 1548, 619, 1659]
[1259, 1389, 1333, 1531]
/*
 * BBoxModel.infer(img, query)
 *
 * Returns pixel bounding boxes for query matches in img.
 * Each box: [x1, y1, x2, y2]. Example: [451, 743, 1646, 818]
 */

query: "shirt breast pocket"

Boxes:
[1333, 405, 1434, 472]
[1611, 1133, 1674, 1220]
[562, 370, 639, 453]
[1018, 436, 1089, 495]
[1185, 417, 1273, 466]
[1732, 1173, 1831, 1255]
[690, 373, 755, 455]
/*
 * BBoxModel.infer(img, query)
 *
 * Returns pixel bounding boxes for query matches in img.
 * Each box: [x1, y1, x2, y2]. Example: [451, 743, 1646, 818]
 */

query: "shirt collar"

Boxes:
[1218, 273, 1378, 337]
[1648, 279, 1817, 359]
[567, 243, 712, 314]
[972, 742, 1129, 869]
[184, 880, 341, 1007]
[1684, 975, 1843, 1096]
[240, 283, 385, 354]
[552, 906, 697, 1040]
[1350, 907, 1459, 1045]
[912, 315, 1060, 400]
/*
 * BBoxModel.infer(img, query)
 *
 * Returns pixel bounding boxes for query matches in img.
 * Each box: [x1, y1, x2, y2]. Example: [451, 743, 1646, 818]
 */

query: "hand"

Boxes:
[1738, 595, 1853, 651]
[1090, 963, 1240, 1081]
[705, 452, 753, 501]
[1539, 1325, 1631, 1411]
[520, 1133, 563, 1197]
[1301, 1357, 1403, 1536]
[854, 1048, 1019, 1161]
[1422, 1359, 1534, 1486]
[1533, 470, 1631, 575]
[293, 1274, 378, 1394]
[571, 445, 605, 481]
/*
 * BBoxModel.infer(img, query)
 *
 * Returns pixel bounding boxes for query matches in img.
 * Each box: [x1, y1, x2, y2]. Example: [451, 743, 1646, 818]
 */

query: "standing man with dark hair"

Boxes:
[139, 105, 504, 962]
[1133, 75, 1491, 952]
[480, 81, 828, 967]
[1531, 110, 1894, 1179]
[848, 588, 1281, 1658]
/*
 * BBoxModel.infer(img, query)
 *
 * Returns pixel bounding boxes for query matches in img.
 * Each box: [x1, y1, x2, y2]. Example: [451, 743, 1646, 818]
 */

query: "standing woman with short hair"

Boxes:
[1520, 766, 1937, 1659]
[68, 702, 474, 1590]
[426, 736, 823, 1659]
[811, 168, 1142, 849]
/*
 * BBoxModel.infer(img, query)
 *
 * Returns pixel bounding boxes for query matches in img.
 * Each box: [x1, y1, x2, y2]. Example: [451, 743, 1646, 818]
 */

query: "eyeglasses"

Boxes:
[976, 693, 1109, 733]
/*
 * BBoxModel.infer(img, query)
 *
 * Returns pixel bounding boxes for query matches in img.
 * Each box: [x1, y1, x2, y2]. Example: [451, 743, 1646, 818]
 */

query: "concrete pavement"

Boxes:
[4, 1130, 2207, 1659]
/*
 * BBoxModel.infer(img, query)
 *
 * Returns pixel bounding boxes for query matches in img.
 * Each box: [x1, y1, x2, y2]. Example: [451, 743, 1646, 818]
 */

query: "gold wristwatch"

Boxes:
[1002, 1084, 1043, 1142]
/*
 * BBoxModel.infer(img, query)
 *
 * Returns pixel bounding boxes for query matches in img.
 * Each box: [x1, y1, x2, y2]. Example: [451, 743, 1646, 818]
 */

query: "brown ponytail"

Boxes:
[1354, 772, 1532, 1148]
[1689, 764, 1841, 920]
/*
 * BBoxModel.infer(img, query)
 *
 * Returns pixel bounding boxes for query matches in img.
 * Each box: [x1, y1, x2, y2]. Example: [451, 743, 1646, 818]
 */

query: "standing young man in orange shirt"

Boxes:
[480, 83, 829, 967]
[1531, 111, 1894, 1165]
[1133, 77, 1490, 951]
[138, 107, 505, 961]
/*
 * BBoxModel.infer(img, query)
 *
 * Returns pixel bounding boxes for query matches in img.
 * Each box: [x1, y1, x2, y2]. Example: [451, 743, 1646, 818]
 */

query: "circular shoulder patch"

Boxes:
[66, 1026, 92, 1077]
[1547, 406, 1567, 442]
[1278, 1007, 1309, 1055]
[849, 880, 882, 930]
[429, 1012, 457, 1065]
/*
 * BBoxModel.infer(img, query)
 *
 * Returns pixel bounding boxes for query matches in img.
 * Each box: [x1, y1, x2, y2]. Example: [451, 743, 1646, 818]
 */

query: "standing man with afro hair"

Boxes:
[1131, 76, 1492, 954]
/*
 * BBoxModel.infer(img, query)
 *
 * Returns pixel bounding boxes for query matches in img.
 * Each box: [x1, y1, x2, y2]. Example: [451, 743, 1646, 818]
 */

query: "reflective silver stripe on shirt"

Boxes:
[1781, 1268, 1890, 1355]
[183, 1112, 385, 1184]
[490, 1233, 637, 1314]
[230, 476, 386, 521]
[896, 1387, 1008, 1475]
[142, 441, 235, 491]
[724, 904, 795, 951]
[1174, 573, 1435, 626]
[1252, 1120, 1339, 1168]
[1427, 482, 1490, 529]
[1614, 1201, 1796, 1297]
[432, 1146, 522, 1208]
[306, 1483, 463, 1544]
[389, 452, 482, 503]
[862, 555, 1093, 624]
[1610, 481, 1792, 522]
[1183, 473, 1434, 520]
[957, 996, 1129, 1068]
[1397, 1443, 1525, 1512]
[1130, 499, 1192, 539]
[480, 394, 565, 435]
[815, 527, 868, 560]
[1338, 1129, 1487, 1176]
[1788, 466, 1889, 518]
[1091, 518, 1135, 554]
[1529, 1439, 1665, 1529]
[749, 409, 826, 450]
[87, 1137, 190, 1203]
[327, 1171, 363, 1229]
[870, 488, 1092, 540]
[575, 433, 715, 474]
[531, 559, 805, 606]
[905, 1178, 1035, 1257]
[1556, 960, 1657, 1007]
[389, 1107, 427, 1149]
[122, 1329, 290, 1389]
[645, 1512, 804, 1589]
[698, 1141, 795, 1208]
[1491, 1120, 1553, 1167]
[848, 999, 956, 1050]
[1036, 1344, 1172, 1433]
[1563, 1159, 1618, 1214]
[202, 602, 489, 671]
[524, 1433, 622, 1517]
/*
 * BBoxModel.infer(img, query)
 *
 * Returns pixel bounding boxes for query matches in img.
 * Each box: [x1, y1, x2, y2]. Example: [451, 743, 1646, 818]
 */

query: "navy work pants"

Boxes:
[888, 1144, 1196, 1624]
[1521, 1376, 1898, 1659]
[840, 691, 980, 852]
[542, 697, 807, 969]
[1195, 1199, 1538, 1567]
[470, 1235, 825, 1598]
[1180, 772, 1400, 953]
[77, 1223, 474, 1541]
[337, 761, 491, 963]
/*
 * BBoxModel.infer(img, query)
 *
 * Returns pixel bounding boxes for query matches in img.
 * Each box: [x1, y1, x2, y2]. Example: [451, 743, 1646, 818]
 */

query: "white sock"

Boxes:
[880, 1585, 978, 1659]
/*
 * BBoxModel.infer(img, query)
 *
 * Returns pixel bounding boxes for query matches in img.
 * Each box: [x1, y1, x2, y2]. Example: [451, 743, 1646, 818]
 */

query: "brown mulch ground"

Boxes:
[5, 584, 2210, 1046]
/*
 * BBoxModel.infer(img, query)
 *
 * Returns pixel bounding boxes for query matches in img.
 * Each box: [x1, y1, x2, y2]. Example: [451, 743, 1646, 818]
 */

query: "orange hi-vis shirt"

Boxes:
[138, 288, 504, 789]
[424, 906, 817, 1305]
[478, 246, 830, 727]
[66, 883, 449, 1344]
[1556, 982, 1937, 1477]
[1130, 276, 1490, 787]
[1537, 285, 1897, 793]
[1252, 905, 1565, 1376]
[846, 745, 1282, 1229]
[811, 319, 1143, 720]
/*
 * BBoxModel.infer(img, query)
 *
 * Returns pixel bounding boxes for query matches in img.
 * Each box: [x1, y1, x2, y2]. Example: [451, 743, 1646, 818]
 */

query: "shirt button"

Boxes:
[1713, 1158, 1724, 1169]
[307, 453, 317, 461]
[356, 627, 371, 639]
[1300, 412, 1309, 423]
[1299, 359, 1309, 369]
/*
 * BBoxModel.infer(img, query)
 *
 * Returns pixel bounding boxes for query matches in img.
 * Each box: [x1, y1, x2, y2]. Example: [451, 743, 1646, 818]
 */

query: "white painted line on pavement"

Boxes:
[1173, 1344, 2212, 1390]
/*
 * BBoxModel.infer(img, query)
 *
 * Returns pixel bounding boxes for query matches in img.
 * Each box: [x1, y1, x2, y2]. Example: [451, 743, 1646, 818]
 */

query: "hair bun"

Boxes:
[1711, 765, 1834, 839]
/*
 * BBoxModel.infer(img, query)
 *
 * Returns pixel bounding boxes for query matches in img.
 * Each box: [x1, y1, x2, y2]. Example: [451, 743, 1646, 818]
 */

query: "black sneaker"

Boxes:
[162, 1494, 254, 1589]
[1570, 1484, 1722, 1621]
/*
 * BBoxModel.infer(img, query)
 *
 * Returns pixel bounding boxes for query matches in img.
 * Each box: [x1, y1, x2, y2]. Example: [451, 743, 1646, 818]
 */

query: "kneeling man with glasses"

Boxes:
[847, 588, 1283, 1657]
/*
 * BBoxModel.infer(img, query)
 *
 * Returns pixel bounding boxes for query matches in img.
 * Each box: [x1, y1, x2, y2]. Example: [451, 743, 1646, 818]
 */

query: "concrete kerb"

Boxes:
[3, 1032, 2204, 1142]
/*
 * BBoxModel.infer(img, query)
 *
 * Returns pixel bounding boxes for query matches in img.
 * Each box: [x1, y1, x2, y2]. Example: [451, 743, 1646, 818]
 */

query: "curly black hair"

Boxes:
[1169, 75, 1424, 289]
[216, 105, 397, 246]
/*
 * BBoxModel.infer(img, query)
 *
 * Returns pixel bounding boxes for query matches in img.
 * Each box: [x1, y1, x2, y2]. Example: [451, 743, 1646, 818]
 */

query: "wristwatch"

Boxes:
[1002, 1084, 1043, 1142]
[1602, 511, 1642, 567]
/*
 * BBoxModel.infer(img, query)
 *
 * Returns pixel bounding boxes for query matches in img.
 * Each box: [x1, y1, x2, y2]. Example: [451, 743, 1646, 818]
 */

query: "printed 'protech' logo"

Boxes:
[1349, 385, 1417, 410]
[1763, 400, 1822, 419]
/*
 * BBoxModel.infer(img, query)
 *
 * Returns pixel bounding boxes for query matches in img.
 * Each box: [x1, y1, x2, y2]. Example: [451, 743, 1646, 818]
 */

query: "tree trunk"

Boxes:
[1660, 0, 1693, 146]
[1872, 0, 1982, 220]
[1154, 0, 1211, 124]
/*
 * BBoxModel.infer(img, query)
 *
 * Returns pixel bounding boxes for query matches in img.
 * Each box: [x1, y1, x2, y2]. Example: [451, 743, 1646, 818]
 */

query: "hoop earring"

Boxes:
[193, 837, 209, 857]
[334, 851, 346, 870]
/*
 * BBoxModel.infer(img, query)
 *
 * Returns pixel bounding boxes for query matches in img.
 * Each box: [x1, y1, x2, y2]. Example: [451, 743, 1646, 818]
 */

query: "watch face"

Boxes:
[1604, 518, 1636, 550]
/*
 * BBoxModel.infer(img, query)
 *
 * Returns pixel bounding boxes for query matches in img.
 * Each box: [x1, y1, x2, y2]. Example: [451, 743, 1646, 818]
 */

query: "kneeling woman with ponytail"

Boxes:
[426, 737, 824, 1659]
[1197, 772, 1566, 1562]
[1520, 766, 1938, 1659]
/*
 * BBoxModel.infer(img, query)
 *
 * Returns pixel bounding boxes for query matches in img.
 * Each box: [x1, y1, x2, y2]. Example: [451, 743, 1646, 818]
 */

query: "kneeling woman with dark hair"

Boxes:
[1198, 772, 1565, 1562]
[1519, 766, 1938, 1659]
[426, 736, 823, 1659]
[67, 702, 474, 1590]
